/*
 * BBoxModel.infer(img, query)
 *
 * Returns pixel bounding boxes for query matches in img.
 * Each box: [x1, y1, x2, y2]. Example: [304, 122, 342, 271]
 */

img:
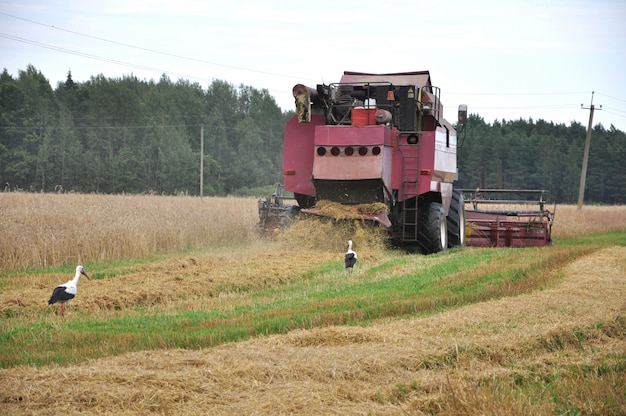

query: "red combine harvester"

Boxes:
[258, 71, 553, 252]
[259, 71, 466, 254]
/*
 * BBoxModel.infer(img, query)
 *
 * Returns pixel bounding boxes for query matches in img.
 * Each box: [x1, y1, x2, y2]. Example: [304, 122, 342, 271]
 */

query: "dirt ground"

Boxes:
[1, 245, 624, 415]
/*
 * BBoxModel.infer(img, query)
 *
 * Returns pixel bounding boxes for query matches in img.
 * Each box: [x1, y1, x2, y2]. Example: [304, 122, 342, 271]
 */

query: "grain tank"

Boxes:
[259, 71, 468, 254]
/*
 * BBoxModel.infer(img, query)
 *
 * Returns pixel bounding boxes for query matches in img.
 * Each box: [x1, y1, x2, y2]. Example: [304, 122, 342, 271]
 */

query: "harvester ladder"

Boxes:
[398, 143, 420, 242]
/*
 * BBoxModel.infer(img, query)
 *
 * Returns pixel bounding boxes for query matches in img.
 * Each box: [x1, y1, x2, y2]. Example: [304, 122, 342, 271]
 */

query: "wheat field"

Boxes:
[0, 193, 625, 415]
[0, 193, 258, 271]
[1, 192, 624, 271]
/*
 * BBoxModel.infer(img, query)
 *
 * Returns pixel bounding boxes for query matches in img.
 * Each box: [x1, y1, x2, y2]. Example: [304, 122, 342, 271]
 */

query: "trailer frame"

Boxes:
[460, 189, 554, 247]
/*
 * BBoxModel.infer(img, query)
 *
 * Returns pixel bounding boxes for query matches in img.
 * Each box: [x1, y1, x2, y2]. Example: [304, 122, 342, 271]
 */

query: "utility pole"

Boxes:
[577, 92, 601, 210]
[200, 123, 204, 197]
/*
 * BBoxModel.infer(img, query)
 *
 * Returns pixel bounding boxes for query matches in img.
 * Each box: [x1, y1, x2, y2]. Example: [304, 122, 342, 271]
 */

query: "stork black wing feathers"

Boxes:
[48, 286, 75, 304]
[344, 252, 357, 268]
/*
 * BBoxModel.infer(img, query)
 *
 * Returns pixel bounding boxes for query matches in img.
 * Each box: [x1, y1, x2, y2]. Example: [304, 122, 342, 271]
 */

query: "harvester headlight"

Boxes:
[372, 146, 381, 155]
[331, 146, 340, 156]
[358, 146, 368, 156]
[317, 147, 327, 156]
[407, 134, 419, 145]
[345, 147, 354, 156]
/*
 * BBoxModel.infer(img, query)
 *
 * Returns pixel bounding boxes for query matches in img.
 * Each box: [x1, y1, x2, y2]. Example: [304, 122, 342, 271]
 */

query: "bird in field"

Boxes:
[48, 265, 90, 317]
[344, 240, 358, 274]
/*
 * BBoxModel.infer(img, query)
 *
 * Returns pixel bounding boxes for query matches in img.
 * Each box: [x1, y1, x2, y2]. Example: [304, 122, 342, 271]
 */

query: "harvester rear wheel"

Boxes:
[447, 189, 466, 248]
[418, 202, 448, 254]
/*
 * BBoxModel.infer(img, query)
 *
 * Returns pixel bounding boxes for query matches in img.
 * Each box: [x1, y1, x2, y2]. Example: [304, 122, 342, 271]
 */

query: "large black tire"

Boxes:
[418, 201, 448, 254]
[447, 189, 466, 248]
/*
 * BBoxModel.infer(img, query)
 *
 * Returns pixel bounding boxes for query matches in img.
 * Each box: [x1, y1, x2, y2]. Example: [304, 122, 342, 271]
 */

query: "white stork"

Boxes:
[344, 240, 358, 274]
[48, 265, 90, 317]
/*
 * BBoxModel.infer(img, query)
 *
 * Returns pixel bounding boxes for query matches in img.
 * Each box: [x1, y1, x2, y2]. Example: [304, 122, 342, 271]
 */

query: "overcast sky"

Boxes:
[2, 0, 625, 130]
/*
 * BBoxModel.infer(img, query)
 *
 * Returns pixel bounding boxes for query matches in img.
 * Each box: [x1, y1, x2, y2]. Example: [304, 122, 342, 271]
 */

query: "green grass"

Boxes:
[3, 233, 622, 368]
[555, 230, 626, 247]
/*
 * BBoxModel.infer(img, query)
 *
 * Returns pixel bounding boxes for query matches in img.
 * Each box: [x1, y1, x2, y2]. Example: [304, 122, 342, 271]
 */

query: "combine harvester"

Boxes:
[259, 71, 553, 252]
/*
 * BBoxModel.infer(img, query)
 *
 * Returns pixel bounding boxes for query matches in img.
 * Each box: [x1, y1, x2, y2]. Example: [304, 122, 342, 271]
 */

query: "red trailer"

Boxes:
[461, 189, 554, 247]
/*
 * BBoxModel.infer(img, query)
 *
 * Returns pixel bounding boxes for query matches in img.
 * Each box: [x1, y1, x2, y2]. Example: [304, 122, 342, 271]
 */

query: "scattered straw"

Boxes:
[276, 216, 389, 253]
[314, 199, 388, 217]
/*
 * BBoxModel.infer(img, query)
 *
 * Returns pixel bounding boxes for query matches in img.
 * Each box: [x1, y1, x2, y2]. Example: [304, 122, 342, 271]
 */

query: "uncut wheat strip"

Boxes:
[0, 193, 259, 270]
[1, 247, 623, 415]
[552, 204, 626, 238]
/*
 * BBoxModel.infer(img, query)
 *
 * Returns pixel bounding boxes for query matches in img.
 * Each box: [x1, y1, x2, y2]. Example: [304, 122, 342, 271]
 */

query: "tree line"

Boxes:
[1, 65, 625, 203]
[456, 115, 626, 204]
[0, 65, 290, 196]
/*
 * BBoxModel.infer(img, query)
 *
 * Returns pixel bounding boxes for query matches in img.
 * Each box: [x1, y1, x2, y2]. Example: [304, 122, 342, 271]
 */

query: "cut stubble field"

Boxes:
[0, 193, 625, 415]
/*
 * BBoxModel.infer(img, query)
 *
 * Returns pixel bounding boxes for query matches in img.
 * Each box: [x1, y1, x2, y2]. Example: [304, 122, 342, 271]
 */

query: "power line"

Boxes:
[1, 32, 294, 101]
[0, 12, 303, 81]
[600, 105, 626, 115]
[0, 123, 282, 133]
[596, 92, 626, 104]
[0, 112, 287, 127]
[601, 108, 626, 119]
[0, 30, 295, 101]
[5, 12, 625, 116]
[3, 12, 624, 125]
[4, 12, 626, 113]
[448, 91, 589, 96]
[470, 104, 581, 110]
[449, 91, 626, 114]
[0, 33, 206, 81]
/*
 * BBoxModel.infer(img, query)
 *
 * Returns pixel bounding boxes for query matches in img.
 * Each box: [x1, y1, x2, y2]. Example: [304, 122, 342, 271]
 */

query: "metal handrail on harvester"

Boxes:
[460, 188, 549, 213]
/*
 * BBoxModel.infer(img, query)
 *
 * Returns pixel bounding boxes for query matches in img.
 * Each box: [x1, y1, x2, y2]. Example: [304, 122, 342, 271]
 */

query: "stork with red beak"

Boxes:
[48, 265, 90, 317]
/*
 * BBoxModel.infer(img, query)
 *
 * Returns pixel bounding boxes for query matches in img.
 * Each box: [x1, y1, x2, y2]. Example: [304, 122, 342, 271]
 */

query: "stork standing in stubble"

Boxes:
[48, 265, 90, 317]
[344, 240, 357, 274]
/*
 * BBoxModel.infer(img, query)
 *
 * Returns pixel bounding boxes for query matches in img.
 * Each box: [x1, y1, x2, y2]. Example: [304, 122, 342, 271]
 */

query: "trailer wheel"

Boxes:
[418, 202, 448, 254]
[447, 189, 466, 248]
